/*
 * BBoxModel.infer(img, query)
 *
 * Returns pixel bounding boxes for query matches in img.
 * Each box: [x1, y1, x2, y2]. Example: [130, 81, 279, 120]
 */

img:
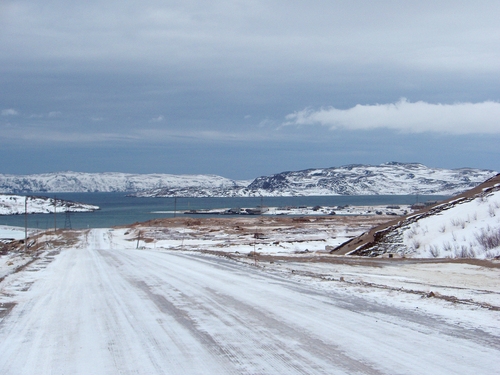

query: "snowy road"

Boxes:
[0, 229, 498, 374]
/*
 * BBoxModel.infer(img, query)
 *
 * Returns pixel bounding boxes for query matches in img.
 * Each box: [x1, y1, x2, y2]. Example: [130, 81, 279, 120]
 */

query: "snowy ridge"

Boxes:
[121, 163, 498, 197]
[0, 195, 99, 215]
[0, 171, 248, 194]
[244, 162, 496, 196]
[0, 163, 496, 196]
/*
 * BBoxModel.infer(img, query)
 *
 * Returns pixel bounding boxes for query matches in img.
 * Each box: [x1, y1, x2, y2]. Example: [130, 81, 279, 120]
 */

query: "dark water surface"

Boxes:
[1, 193, 449, 229]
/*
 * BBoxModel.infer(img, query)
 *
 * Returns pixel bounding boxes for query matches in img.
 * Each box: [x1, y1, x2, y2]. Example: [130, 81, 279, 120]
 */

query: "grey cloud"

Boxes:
[2, 125, 138, 144]
[2, 1, 499, 77]
[1, 1, 500, 176]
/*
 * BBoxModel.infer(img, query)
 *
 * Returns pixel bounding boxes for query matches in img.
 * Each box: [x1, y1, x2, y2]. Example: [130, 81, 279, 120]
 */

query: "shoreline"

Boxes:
[151, 204, 414, 217]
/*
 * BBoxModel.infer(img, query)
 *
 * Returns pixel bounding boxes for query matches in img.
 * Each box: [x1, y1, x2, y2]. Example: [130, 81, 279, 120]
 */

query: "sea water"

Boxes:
[0, 192, 449, 229]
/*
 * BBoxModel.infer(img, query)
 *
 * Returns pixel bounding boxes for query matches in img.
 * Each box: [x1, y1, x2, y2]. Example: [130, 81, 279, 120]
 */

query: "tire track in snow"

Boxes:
[101, 247, 381, 374]
[89, 230, 235, 374]
[101, 247, 500, 374]
[1, 228, 499, 374]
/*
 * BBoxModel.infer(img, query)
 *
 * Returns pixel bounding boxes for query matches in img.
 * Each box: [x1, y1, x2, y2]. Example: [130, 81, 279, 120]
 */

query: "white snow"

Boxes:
[118, 221, 367, 255]
[0, 228, 498, 374]
[0, 163, 496, 196]
[264, 204, 410, 216]
[1, 180, 500, 373]
[0, 226, 26, 240]
[0, 194, 99, 215]
[243, 163, 497, 197]
[396, 189, 500, 258]
[0, 171, 248, 193]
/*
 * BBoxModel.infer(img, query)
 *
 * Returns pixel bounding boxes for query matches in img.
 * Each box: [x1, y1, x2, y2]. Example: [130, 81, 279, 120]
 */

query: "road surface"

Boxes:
[0, 229, 498, 374]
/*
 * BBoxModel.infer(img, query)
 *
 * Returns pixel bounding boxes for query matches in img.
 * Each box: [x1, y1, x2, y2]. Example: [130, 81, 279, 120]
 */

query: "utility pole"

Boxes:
[136, 231, 142, 249]
[54, 196, 57, 233]
[253, 224, 258, 266]
[24, 196, 28, 252]
[254, 241, 257, 266]
[64, 211, 72, 229]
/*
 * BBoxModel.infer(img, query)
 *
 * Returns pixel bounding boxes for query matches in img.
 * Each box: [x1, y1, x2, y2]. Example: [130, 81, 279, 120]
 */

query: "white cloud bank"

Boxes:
[284, 99, 500, 134]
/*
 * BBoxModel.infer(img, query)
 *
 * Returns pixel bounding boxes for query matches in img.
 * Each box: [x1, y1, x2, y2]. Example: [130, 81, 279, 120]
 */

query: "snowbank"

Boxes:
[400, 189, 500, 258]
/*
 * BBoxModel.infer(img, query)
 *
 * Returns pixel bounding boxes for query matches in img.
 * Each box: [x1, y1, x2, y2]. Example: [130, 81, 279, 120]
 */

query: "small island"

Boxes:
[0, 194, 99, 215]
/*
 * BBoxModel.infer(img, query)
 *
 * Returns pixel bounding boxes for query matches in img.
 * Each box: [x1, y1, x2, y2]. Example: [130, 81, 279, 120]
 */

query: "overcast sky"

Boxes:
[1, 0, 499, 179]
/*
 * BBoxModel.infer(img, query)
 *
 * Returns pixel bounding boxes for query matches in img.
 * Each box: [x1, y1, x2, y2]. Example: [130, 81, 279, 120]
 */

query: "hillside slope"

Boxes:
[332, 174, 500, 259]
[0, 171, 247, 194]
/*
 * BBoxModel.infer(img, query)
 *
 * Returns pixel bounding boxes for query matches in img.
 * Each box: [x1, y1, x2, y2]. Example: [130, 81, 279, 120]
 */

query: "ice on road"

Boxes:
[0, 229, 498, 374]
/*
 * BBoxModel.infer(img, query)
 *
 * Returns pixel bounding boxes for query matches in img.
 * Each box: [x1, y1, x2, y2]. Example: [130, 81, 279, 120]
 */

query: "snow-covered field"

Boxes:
[121, 215, 386, 255]
[0, 226, 27, 241]
[0, 227, 499, 374]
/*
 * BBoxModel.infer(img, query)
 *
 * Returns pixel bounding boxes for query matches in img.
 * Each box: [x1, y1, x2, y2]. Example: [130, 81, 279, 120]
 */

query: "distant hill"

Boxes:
[0, 171, 247, 194]
[134, 162, 496, 197]
[0, 163, 496, 197]
[240, 162, 496, 196]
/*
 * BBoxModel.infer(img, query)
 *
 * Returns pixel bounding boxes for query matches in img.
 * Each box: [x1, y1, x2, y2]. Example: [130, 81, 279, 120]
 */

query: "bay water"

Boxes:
[0, 193, 449, 229]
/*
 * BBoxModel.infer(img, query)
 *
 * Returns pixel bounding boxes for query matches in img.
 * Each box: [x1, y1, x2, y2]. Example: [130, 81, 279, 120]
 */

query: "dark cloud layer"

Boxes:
[1, 1, 499, 178]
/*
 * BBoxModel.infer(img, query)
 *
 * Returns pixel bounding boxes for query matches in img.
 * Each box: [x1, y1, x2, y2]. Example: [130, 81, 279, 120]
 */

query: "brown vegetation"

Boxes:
[331, 173, 500, 256]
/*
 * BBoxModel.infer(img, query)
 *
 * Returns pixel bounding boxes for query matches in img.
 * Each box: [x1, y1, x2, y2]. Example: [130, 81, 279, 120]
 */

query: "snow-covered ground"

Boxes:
[400, 188, 500, 258]
[0, 226, 27, 241]
[0, 229, 54, 282]
[0, 228, 498, 374]
[366, 186, 500, 259]
[119, 216, 385, 256]
[1, 227, 37, 282]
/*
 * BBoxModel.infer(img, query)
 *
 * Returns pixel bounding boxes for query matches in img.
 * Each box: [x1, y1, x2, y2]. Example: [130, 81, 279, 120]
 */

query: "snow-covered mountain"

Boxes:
[335, 173, 500, 259]
[243, 162, 496, 196]
[0, 195, 99, 215]
[0, 163, 496, 197]
[0, 171, 248, 194]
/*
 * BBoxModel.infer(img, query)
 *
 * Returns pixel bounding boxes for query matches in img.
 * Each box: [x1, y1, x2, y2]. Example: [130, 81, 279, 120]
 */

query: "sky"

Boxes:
[1, 0, 499, 179]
